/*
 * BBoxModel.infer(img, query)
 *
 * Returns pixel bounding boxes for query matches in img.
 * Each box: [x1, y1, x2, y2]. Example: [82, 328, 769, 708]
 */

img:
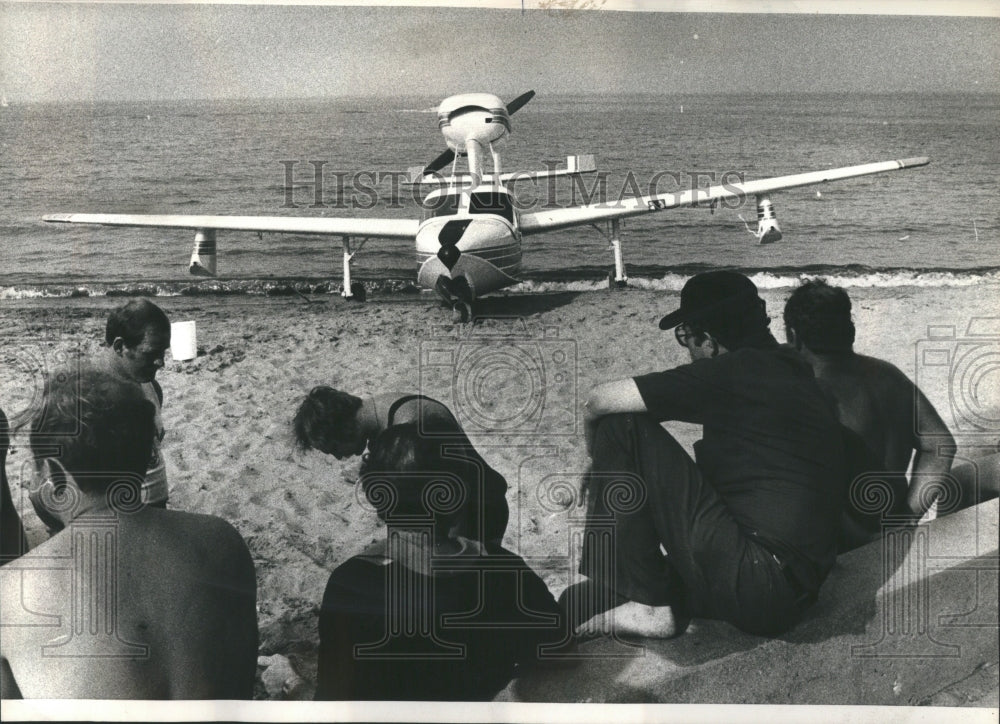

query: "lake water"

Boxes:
[2, 92, 997, 297]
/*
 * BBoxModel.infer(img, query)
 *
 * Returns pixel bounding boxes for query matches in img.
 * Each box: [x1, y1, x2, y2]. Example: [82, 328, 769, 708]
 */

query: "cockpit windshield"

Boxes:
[469, 191, 514, 224]
[424, 193, 462, 220]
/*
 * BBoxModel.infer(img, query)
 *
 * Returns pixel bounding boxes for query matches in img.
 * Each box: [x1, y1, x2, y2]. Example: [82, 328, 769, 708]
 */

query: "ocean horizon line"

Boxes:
[4, 90, 999, 108]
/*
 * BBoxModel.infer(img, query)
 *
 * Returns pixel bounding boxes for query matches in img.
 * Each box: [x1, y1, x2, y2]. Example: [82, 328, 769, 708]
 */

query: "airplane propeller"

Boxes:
[504, 89, 536, 115]
[421, 90, 536, 175]
[423, 147, 457, 177]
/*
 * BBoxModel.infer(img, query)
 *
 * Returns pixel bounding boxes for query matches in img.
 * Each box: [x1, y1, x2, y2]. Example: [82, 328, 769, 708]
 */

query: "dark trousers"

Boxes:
[580, 414, 804, 636]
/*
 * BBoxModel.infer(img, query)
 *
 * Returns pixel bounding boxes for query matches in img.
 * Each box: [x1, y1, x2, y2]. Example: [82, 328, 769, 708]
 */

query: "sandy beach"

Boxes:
[2, 282, 998, 700]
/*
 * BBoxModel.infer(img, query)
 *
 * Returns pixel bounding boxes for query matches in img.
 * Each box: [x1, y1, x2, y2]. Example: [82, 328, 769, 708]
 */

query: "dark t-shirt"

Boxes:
[633, 346, 847, 581]
[315, 542, 565, 701]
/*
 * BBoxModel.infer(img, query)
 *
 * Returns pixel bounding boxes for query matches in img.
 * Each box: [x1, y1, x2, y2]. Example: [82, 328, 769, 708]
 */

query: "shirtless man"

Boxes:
[293, 387, 509, 544]
[0, 367, 257, 699]
[783, 279, 998, 550]
[99, 299, 172, 507]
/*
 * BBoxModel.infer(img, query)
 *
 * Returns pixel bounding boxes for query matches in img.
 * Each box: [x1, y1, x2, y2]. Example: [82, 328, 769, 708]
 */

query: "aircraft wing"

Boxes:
[517, 157, 929, 235]
[43, 213, 419, 239]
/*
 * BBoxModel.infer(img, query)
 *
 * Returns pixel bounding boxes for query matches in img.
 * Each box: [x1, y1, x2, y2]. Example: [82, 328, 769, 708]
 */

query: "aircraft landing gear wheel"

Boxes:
[348, 282, 366, 302]
[451, 301, 472, 324]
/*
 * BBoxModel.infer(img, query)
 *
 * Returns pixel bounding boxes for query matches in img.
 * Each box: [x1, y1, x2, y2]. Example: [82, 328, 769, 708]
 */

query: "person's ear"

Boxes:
[29, 458, 83, 533]
[701, 333, 728, 357]
[696, 332, 718, 358]
[786, 326, 802, 350]
[111, 337, 127, 354]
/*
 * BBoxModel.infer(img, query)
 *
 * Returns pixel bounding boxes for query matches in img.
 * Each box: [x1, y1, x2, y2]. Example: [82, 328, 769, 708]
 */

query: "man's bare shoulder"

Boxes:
[156, 507, 244, 541]
[850, 353, 917, 388]
[140, 509, 252, 567]
[0, 527, 70, 568]
[0, 510, 250, 575]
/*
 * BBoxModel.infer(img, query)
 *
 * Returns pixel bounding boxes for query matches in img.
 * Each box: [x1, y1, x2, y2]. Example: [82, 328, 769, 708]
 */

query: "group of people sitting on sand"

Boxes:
[1, 273, 996, 700]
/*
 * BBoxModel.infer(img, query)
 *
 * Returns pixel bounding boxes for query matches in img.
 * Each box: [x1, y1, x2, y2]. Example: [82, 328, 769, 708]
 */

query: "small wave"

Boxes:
[746, 269, 1000, 290]
[0, 277, 425, 300]
[2, 267, 997, 300]
[518, 267, 1000, 293]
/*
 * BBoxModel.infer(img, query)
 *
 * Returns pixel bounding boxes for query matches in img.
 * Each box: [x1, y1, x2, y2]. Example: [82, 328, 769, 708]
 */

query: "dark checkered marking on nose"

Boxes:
[437, 219, 473, 270]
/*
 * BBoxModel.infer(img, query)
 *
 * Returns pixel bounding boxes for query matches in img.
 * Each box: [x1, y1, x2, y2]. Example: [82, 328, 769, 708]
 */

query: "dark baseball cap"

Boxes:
[658, 271, 763, 330]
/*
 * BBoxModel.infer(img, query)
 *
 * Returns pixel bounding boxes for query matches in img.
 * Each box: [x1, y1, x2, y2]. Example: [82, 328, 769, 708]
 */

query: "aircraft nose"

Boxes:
[436, 219, 472, 270]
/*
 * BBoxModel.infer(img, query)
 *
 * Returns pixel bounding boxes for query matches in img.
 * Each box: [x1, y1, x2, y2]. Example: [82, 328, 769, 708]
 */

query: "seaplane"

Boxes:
[44, 91, 929, 321]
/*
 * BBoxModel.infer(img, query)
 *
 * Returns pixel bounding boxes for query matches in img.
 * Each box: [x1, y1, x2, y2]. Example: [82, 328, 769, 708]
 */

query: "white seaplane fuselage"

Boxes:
[415, 184, 522, 299]
[412, 92, 525, 301]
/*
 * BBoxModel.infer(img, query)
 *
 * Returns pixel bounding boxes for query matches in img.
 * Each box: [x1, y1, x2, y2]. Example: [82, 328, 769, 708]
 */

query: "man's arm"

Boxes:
[908, 386, 956, 517]
[583, 379, 648, 453]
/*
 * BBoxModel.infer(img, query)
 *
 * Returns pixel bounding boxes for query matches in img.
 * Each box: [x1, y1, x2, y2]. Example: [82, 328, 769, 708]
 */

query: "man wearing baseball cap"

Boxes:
[565, 271, 847, 638]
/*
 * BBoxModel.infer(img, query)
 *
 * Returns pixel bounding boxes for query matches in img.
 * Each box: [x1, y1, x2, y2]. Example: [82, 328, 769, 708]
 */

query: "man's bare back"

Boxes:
[783, 280, 962, 548]
[806, 352, 942, 473]
[0, 507, 257, 699]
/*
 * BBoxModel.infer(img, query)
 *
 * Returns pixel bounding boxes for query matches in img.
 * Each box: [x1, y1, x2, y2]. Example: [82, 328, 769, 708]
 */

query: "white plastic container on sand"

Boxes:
[170, 320, 197, 361]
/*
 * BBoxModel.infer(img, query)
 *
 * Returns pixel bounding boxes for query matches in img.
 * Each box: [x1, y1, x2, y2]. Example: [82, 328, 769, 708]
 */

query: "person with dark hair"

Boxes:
[1, 407, 28, 565]
[0, 367, 257, 699]
[315, 422, 565, 701]
[562, 271, 848, 639]
[294, 387, 509, 545]
[784, 279, 997, 550]
[782, 278, 857, 354]
[100, 299, 172, 507]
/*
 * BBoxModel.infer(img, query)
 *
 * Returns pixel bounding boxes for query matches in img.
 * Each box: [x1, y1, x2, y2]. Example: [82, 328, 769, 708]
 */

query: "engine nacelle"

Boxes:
[437, 93, 510, 153]
[189, 229, 217, 276]
[755, 197, 782, 244]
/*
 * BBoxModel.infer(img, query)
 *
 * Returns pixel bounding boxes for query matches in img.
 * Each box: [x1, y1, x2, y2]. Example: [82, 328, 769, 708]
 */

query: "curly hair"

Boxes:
[29, 366, 156, 492]
[783, 279, 856, 353]
[292, 386, 364, 452]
